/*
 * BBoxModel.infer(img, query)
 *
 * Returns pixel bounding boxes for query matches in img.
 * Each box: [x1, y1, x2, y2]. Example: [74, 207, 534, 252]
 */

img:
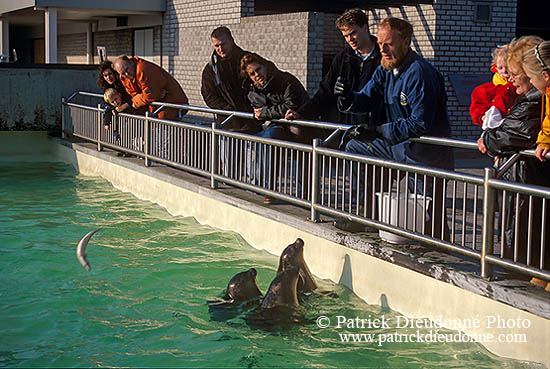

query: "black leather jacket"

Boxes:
[245, 70, 309, 121]
[297, 37, 383, 126]
[482, 87, 550, 186]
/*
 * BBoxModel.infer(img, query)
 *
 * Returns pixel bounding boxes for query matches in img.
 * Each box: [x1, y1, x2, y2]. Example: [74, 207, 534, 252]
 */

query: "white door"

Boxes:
[134, 28, 153, 61]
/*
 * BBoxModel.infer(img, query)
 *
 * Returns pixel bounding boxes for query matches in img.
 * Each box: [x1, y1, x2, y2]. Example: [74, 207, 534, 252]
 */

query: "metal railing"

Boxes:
[62, 91, 550, 282]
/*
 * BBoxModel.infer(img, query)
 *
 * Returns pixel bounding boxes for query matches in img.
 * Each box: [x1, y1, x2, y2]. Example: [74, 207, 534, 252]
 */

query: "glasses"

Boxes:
[508, 71, 523, 80]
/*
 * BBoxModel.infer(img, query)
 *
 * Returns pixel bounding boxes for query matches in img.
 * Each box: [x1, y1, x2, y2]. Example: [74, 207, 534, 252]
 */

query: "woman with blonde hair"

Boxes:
[477, 35, 550, 290]
[522, 40, 550, 162]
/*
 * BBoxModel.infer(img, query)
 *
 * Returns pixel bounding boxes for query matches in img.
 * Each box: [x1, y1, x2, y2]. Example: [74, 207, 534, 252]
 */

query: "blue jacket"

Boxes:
[348, 50, 454, 170]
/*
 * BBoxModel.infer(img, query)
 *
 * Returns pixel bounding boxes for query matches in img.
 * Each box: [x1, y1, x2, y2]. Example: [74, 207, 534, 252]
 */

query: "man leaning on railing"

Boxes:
[334, 17, 454, 239]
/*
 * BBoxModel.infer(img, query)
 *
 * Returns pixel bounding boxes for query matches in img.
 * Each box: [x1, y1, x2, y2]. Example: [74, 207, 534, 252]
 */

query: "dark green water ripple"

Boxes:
[0, 162, 540, 368]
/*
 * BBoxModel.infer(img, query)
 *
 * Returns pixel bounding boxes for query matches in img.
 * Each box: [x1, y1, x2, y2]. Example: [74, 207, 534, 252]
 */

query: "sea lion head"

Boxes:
[225, 268, 262, 302]
[277, 238, 317, 293]
[277, 238, 305, 273]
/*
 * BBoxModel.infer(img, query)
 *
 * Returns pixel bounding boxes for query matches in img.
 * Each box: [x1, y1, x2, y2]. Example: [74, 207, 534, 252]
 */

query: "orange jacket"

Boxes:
[537, 87, 550, 146]
[120, 57, 188, 120]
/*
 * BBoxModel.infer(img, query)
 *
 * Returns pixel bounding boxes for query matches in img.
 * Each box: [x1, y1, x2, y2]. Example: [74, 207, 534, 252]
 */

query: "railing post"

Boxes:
[210, 122, 218, 189]
[481, 167, 495, 279]
[144, 112, 150, 167]
[61, 97, 66, 139]
[97, 104, 102, 151]
[310, 138, 321, 222]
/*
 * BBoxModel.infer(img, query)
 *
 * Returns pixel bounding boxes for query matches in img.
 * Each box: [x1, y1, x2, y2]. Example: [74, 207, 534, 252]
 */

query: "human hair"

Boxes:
[378, 17, 413, 44]
[492, 44, 509, 65]
[211, 26, 233, 41]
[335, 8, 369, 30]
[522, 40, 550, 76]
[507, 35, 544, 75]
[97, 60, 124, 92]
[103, 88, 120, 104]
[240, 53, 277, 79]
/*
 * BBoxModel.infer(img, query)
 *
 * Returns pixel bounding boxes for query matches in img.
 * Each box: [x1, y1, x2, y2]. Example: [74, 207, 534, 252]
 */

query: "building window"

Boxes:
[474, 2, 492, 23]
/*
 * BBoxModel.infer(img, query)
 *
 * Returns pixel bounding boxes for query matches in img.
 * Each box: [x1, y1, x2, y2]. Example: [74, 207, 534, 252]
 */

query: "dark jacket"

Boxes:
[298, 37, 382, 126]
[246, 70, 309, 121]
[347, 50, 454, 170]
[201, 45, 259, 133]
[483, 87, 549, 186]
[245, 69, 313, 143]
[482, 87, 550, 266]
[483, 88, 543, 163]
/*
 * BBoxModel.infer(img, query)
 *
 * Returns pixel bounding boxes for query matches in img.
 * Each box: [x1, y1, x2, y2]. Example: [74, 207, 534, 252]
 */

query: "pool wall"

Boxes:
[4, 132, 547, 367]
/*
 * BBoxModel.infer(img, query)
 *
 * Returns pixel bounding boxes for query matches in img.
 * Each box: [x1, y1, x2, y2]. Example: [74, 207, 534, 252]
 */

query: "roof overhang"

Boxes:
[1, 0, 165, 15]
[255, 0, 434, 13]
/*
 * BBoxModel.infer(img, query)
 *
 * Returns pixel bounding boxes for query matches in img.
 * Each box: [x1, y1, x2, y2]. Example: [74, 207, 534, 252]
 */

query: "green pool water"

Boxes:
[0, 162, 537, 368]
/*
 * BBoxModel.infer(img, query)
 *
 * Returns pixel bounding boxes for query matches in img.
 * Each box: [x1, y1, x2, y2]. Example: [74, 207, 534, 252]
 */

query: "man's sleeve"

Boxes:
[201, 65, 233, 110]
[297, 54, 340, 119]
[376, 68, 438, 145]
[344, 66, 384, 115]
[131, 63, 166, 108]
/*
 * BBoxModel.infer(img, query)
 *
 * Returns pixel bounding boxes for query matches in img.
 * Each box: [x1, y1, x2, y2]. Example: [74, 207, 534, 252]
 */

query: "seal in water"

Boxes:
[224, 268, 263, 303]
[277, 238, 317, 293]
[261, 265, 300, 309]
[206, 268, 263, 321]
[76, 229, 101, 271]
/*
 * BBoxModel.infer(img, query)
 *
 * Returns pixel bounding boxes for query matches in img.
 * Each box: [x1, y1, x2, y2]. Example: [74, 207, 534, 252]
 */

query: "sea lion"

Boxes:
[76, 229, 101, 271]
[277, 238, 317, 293]
[224, 268, 263, 303]
[207, 268, 262, 321]
[261, 265, 300, 309]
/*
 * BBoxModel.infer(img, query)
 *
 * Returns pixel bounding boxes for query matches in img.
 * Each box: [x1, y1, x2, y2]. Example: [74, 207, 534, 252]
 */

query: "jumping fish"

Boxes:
[76, 229, 101, 271]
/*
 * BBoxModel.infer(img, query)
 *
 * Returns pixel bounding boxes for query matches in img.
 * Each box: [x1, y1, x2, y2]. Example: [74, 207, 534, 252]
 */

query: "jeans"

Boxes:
[345, 138, 450, 240]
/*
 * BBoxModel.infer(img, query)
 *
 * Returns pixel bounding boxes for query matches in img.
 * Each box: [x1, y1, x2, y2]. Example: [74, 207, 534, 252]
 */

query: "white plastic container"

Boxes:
[376, 192, 431, 244]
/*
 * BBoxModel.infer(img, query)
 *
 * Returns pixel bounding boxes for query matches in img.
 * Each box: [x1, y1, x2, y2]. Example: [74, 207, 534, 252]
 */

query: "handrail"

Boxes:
[66, 90, 550, 160]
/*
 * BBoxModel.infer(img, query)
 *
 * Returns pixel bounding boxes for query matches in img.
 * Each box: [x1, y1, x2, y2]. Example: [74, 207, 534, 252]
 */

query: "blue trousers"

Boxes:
[345, 138, 450, 240]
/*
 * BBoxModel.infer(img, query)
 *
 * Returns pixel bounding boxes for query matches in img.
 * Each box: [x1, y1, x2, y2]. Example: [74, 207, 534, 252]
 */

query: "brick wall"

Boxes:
[93, 29, 133, 63]
[58, 29, 134, 65]
[368, 0, 516, 139]
[323, 13, 346, 56]
[162, 3, 314, 109]
[58, 33, 87, 64]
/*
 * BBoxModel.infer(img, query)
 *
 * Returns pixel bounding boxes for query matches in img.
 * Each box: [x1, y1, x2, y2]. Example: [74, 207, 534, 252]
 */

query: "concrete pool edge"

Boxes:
[6, 132, 548, 366]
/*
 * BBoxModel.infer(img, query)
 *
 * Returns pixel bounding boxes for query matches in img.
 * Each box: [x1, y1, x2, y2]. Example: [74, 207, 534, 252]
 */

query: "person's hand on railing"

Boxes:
[334, 76, 353, 110]
[535, 144, 550, 162]
[254, 107, 264, 120]
[339, 124, 381, 150]
[476, 137, 487, 154]
[115, 103, 130, 113]
[285, 109, 301, 120]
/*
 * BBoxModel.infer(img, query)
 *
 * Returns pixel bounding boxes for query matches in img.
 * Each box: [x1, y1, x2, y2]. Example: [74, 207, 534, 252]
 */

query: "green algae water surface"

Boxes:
[0, 162, 540, 368]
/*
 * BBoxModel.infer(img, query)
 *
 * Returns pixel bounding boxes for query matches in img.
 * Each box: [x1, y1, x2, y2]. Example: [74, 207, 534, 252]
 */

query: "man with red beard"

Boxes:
[335, 17, 453, 239]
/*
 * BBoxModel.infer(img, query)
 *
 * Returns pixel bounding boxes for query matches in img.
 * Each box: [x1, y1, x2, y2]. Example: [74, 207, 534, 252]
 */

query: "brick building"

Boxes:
[0, 0, 541, 139]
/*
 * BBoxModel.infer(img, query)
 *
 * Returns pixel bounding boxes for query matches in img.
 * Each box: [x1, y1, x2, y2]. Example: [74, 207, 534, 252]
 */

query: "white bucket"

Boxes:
[376, 192, 431, 244]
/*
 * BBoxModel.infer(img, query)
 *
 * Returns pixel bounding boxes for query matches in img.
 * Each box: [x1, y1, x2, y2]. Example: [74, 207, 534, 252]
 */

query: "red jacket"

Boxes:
[120, 57, 188, 120]
[470, 72, 517, 126]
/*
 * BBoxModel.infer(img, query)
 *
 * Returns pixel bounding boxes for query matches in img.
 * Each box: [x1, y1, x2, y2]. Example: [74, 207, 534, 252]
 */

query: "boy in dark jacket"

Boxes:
[285, 8, 382, 128]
